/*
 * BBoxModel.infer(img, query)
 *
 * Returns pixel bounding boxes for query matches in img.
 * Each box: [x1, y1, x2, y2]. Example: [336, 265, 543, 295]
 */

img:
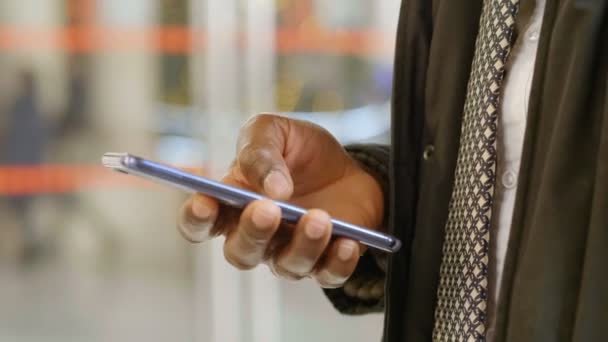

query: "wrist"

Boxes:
[344, 145, 389, 230]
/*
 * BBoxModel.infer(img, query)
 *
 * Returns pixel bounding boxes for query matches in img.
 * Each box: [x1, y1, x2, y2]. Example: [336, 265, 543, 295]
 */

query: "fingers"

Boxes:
[179, 193, 362, 287]
[269, 209, 332, 279]
[223, 199, 282, 270]
[177, 193, 220, 243]
[313, 238, 360, 288]
[236, 114, 294, 200]
[177, 172, 249, 243]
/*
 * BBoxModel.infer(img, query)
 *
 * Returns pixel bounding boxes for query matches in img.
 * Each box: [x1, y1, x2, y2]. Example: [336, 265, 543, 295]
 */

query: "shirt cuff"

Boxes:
[322, 144, 390, 315]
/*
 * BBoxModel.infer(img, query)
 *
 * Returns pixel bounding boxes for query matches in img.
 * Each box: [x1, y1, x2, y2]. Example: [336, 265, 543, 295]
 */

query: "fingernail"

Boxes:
[306, 217, 328, 240]
[264, 171, 290, 198]
[192, 199, 211, 220]
[252, 202, 279, 229]
[337, 242, 356, 262]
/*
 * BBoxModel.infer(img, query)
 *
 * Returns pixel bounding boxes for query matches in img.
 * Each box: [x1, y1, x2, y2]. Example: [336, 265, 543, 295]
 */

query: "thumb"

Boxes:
[236, 114, 294, 200]
[263, 168, 293, 200]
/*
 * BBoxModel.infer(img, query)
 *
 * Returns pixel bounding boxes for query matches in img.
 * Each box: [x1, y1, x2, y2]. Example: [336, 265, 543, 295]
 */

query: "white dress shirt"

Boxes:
[487, 0, 546, 339]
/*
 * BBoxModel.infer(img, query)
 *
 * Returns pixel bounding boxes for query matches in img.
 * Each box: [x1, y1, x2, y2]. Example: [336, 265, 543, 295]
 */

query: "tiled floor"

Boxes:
[0, 191, 382, 342]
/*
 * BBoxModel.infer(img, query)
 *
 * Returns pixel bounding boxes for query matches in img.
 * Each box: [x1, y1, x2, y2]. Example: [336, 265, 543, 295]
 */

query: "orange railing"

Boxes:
[0, 165, 205, 195]
[0, 26, 391, 55]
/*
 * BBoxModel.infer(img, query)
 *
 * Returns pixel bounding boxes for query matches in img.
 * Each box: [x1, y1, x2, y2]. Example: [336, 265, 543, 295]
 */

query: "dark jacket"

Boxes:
[325, 1, 607, 341]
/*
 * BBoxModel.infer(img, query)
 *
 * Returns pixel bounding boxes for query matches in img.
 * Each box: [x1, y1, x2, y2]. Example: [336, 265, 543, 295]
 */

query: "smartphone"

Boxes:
[102, 152, 401, 253]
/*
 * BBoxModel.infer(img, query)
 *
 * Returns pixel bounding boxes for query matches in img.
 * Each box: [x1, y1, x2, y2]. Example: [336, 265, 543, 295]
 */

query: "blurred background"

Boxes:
[0, 0, 399, 341]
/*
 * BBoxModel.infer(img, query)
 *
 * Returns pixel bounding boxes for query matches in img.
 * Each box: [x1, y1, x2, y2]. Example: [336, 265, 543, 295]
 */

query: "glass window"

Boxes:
[0, 1, 399, 341]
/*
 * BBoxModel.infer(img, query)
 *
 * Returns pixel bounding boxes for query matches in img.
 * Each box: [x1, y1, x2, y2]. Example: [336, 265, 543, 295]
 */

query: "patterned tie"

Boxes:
[432, 0, 520, 341]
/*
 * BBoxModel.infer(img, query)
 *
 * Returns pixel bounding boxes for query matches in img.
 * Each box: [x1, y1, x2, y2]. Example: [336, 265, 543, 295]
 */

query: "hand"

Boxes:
[177, 114, 384, 288]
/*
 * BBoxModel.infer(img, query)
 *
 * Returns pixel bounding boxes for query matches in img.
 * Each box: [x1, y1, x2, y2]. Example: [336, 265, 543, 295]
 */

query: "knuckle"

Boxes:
[177, 226, 201, 243]
[343, 277, 364, 297]
[237, 145, 274, 180]
[268, 260, 306, 281]
[314, 273, 345, 289]
[239, 113, 277, 140]
[177, 210, 214, 243]
[370, 280, 385, 298]
[224, 247, 256, 271]
[237, 231, 272, 254]
[275, 257, 312, 278]
[239, 144, 272, 166]
[314, 266, 352, 288]
[253, 113, 278, 123]
[180, 213, 213, 233]
[355, 279, 377, 300]
[242, 230, 273, 248]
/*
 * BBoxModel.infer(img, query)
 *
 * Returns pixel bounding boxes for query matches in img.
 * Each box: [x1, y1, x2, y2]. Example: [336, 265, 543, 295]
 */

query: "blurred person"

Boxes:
[178, 1, 606, 342]
[1, 71, 50, 263]
[52, 59, 95, 163]
[58, 59, 89, 136]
